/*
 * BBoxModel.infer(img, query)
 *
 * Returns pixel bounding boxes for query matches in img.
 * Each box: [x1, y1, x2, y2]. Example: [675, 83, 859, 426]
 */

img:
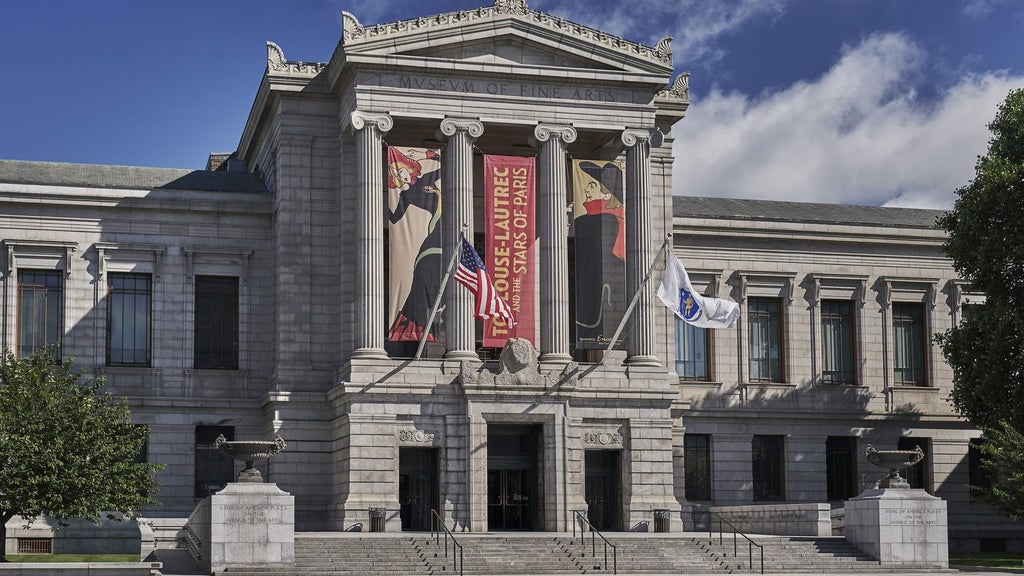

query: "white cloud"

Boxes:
[534, 0, 784, 64]
[673, 32, 1024, 209]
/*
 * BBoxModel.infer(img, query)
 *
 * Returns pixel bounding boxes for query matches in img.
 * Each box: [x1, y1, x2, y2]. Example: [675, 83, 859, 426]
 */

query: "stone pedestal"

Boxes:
[185, 483, 295, 574]
[844, 488, 947, 568]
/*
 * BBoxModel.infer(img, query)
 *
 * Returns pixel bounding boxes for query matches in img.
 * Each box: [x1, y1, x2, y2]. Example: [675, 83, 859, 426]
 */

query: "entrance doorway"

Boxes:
[399, 447, 439, 531]
[487, 424, 541, 531]
[585, 450, 621, 531]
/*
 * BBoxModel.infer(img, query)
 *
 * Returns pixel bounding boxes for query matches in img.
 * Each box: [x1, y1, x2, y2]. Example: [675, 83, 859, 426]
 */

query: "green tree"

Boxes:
[937, 88, 1024, 519]
[974, 421, 1024, 520]
[0, 347, 161, 562]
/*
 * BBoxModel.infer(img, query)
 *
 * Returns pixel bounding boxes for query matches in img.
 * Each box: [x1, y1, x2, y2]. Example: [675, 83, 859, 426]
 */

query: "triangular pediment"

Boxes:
[340, 0, 673, 76]
[404, 36, 615, 71]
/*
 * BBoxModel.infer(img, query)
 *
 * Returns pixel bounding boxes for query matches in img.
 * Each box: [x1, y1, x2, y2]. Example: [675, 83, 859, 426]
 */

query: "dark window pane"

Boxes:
[826, 436, 858, 501]
[195, 425, 235, 498]
[898, 437, 931, 493]
[194, 276, 239, 369]
[748, 298, 783, 382]
[685, 434, 712, 501]
[893, 303, 926, 385]
[821, 300, 856, 384]
[17, 270, 63, 359]
[676, 318, 709, 380]
[752, 435, 785, 501]
[107, 273, 152, 366]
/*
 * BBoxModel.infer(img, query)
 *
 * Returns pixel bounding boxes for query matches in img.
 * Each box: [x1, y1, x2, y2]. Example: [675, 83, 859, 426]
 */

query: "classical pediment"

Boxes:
[340, 0, 673, 76]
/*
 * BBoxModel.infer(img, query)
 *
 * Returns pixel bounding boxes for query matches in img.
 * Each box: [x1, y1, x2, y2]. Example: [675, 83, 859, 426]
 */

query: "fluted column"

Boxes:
[351, 111, 393, 359]
[622, 128, 664, 366]
[440, 118, 484, 360]
[532, 124, 577, 363]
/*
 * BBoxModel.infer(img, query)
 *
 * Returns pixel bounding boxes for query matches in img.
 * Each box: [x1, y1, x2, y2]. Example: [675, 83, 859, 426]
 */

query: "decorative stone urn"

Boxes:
[215, 434, 287, 483]
[863, 444, 924, 489]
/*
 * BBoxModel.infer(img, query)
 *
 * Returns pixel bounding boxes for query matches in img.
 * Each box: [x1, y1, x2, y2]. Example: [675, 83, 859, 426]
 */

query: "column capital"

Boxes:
[532, 124, 578, 145]
[350, 110, 394, 133]
[439, 117, 484, 139]
[621, 127, 664, 148]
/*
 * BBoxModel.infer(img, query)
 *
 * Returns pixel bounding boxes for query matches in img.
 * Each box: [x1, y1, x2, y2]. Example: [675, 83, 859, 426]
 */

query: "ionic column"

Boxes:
[532, 124, 577, 363]
[440, 118, 484, 360]
[621, 128, 664, 366]
[350, 111, 393, 359]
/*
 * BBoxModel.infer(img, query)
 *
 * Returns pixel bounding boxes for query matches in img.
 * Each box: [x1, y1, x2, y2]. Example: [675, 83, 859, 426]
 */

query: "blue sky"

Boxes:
[1, 0, 1022, 208]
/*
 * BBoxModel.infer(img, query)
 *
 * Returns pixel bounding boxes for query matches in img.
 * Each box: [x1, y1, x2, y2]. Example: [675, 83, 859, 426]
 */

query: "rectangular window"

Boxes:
[676, 317, 710, 381]
[893, 302, 926, 385]
[898, 437, 931, 493]
[17, 269, 63, 359]
[194, 276, 239, 370]
[748, 297, 784, 382]
[826, 436, 858, 501]
[821, 300, 856, 384]
[684, 434, 712, 501]
[107, 273, 152, 366]
[752, 435, 786, 501]
[968, 438, 991, 499]
[195, 425, 235, 498]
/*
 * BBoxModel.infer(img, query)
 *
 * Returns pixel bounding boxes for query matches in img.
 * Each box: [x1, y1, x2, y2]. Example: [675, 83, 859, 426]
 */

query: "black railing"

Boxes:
[430, 509, 463, 576]
[708, 512, 764, 574]
[572, 510, 617, 574]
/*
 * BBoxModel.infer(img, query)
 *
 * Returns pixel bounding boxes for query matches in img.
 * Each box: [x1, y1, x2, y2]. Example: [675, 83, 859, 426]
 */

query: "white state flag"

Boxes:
[657, 251, 741, 329]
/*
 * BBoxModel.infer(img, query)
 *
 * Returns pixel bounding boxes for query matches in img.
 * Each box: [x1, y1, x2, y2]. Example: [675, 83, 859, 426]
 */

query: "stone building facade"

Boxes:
[0, 0, 1020, 553]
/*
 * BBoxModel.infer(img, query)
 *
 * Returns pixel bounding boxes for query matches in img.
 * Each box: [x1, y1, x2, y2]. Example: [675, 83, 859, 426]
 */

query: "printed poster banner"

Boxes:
[387, 146, 443, 342]
[572, 159, 626, 349]
[483, 155, 536, 347]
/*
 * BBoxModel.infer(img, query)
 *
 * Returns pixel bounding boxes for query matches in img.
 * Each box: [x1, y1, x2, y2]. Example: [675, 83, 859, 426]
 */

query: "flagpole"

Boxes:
[599, 233, 672, 366]
[415, 223, 468, 360]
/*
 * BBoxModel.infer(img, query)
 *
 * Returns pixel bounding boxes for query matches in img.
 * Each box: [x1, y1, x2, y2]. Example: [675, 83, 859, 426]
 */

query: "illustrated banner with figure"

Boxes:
[483, 155, 535, 347]
[571, 159, 626, 349]
[387, 146, 443, 342]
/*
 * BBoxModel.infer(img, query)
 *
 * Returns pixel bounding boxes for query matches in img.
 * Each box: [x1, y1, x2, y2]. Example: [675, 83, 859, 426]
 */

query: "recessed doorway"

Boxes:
[399, 447, 439, 531]
[487, 424, 541, 531]
[585, 450, 622, 531]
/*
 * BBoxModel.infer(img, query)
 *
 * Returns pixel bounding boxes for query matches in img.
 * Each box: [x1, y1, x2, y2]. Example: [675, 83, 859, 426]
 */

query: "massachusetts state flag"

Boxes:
[657, 251, 740, 329]
[455, 238, 517, 328]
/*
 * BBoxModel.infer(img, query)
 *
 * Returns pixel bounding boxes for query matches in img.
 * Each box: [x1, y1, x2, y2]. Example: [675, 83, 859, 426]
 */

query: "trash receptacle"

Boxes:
[369, 506, 386, 532]
[653, 509, 671, 533]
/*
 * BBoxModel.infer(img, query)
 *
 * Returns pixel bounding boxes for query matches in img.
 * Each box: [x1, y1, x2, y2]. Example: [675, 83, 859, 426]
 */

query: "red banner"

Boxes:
[483, 155, 536, 347]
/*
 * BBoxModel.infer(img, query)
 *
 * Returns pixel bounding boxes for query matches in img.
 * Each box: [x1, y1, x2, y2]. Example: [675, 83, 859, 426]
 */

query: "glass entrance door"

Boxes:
[399, 447, 438, 531]
[488, 468, 533, 530]
[487, 424, 541, 531]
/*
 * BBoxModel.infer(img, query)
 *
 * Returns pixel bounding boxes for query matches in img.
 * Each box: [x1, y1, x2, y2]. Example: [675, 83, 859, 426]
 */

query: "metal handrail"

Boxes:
[572, 510, 617, 574]
[708, 512, 764, 574]
[430, 509, 463, 576]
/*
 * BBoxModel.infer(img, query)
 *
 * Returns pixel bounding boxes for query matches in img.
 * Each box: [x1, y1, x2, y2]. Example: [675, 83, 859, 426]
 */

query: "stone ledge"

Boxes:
[0, 563, 161, 576]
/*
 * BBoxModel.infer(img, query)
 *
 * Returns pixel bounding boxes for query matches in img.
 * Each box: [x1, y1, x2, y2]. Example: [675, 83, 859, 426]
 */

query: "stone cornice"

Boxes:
[266, 41, 327, 77]
[341, 0, 672, 68]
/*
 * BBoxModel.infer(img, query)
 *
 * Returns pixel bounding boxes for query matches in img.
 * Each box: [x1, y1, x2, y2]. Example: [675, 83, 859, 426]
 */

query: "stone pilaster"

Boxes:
[621, 128, 664, 366]
[349, 111, 393, 359]
[440, 118, 484, 360]
[532, 124, 577, 363]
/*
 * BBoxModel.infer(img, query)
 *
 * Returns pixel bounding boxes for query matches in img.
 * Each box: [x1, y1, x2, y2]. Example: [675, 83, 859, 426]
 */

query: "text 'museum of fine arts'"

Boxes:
[1, 0, 1021, 553]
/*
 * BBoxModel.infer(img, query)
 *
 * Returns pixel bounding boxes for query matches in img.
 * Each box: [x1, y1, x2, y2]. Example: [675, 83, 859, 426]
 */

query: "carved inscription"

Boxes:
[398, 429, 436, 443]
[888, 508, 941, 526]
[583, 432, 622, 446]
[218, 503, 289, 524]
[366, 72, 646, 104]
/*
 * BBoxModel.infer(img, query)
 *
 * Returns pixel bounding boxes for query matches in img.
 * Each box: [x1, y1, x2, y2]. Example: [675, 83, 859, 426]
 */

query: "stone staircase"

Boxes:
[211, 532, 900, 575]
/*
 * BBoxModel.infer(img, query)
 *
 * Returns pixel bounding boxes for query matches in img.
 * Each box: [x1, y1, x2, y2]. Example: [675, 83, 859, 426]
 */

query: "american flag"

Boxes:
[454, 237, 517, 328]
